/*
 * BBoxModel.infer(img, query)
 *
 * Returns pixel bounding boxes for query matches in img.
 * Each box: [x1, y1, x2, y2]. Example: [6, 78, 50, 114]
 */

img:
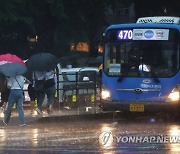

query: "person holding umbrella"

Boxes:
[27, 79, 37, 114]
[33, 70, 46, 114]
[0, 79, 10, 113]
[44, 70, 56, 114]
[34, 70, 56, 114]
[24, 70, 37, 114]
[3, 75, 26, 126]
[26, 52, 58, 115]
[0, 53, 27, 126]
[0, 74, 10, 115]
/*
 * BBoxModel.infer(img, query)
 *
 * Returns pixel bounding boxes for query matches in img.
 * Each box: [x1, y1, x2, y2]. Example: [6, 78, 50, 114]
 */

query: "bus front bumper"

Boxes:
[101, 100, 180, 113]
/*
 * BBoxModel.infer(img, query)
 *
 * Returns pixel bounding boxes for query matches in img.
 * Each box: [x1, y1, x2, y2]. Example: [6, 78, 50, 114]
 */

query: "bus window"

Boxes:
[104, 41, 179, 77]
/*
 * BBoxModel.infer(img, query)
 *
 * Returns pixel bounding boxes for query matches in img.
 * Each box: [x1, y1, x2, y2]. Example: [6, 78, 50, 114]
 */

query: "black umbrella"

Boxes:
[26, 53, 58, 71]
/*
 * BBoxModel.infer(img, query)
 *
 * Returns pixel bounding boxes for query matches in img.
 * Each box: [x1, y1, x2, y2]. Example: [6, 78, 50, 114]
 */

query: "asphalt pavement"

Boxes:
[1, 107, 180, 153]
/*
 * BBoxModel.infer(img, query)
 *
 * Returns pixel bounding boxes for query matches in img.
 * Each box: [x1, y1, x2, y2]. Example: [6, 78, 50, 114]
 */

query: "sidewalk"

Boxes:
[0, 106, 106, 126]
[20, 106, 102, 117]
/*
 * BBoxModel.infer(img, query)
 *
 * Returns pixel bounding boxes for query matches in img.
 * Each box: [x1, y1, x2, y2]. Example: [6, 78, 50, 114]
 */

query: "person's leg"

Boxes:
[29, 94, 36, 114]
[30, 100, 35, 114]
[46, 86, 56, 114]
[36, 91, 45, 113]
[0, 101, 5, 113]
[0, 90, 9, 112]
[0, 98, 4, 108]
[28, 84, 36, 114]
[16, 90, 25, 125]
[37, 91, 45, 109]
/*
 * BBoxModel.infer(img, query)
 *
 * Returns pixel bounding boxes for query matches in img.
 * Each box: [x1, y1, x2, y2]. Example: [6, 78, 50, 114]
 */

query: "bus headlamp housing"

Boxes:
[101, 85, 111, 101]
[167, 85, 180, 102]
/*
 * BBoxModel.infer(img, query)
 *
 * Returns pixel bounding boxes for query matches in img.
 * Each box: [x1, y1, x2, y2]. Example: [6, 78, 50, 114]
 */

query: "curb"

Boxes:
[28, 111, 121, 125]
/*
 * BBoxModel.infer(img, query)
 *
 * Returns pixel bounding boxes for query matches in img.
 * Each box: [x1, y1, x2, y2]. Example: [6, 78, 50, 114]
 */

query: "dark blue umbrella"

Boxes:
[0, 63, 27, 77]
[26, 53, 58, 71]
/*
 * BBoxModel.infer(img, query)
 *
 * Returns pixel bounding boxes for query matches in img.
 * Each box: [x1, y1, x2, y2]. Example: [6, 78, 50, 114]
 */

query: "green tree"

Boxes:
[0, 0, 65, 58]
[0, 0, 33, 58]
[61, 0, 110, 56]
[25, 0, 65, 57]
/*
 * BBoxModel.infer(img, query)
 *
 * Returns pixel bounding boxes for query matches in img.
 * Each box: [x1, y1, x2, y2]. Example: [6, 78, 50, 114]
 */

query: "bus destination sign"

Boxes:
[117, 29, 169, 40]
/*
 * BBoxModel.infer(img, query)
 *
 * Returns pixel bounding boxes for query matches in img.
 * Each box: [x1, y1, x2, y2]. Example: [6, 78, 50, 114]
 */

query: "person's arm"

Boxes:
[7, 77, 12, 89]
[25, 78, 32, 84]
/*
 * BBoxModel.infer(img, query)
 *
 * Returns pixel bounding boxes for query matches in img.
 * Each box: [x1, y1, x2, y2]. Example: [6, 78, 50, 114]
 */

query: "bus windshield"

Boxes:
[104, 40, 179, 77]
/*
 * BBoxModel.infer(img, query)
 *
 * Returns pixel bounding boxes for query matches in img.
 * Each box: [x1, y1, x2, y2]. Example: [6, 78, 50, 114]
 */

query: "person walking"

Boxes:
[34, 70, 56, 114]
[0, 77, 10, 113]
[0, 85, 10, 113]
[44, 70, 56, 114]
[33, 71, 46, 114]
[3, 75, 26, 126]
[27, 82, 37, 114]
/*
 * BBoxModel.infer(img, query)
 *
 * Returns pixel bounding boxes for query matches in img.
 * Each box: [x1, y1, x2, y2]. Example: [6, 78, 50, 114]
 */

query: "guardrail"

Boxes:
[56, 71, 101, 109]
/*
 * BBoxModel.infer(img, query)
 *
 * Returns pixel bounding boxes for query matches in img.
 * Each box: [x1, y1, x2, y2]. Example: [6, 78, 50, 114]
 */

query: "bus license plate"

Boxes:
[130, 104, 144, 112]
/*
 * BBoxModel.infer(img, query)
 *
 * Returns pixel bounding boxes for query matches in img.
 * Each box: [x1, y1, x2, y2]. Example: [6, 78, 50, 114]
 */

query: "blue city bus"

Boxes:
[101, 16, 180, 114]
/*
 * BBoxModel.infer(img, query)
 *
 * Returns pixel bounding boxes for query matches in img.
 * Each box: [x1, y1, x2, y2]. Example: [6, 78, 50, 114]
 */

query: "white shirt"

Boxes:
[45, 70, 55, 80]
[34, 71, 55, 80]
[34, 71, 46, 80]
[7, 75, 24, 90]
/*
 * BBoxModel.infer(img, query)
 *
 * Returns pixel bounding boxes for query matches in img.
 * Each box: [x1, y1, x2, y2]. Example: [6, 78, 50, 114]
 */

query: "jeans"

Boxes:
[37, 85, 56, 110]
[4, 89, 25, 125]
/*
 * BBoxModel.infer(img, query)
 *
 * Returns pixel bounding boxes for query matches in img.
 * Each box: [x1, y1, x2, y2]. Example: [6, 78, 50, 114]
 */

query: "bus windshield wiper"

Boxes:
[139, 64, 160, 83]
[151, 69, 160, 83]
[117, 75, 123, 82]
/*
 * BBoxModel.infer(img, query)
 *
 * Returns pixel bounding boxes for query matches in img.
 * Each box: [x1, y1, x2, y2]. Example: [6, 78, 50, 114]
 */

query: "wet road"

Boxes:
[1, 111, 180, 153]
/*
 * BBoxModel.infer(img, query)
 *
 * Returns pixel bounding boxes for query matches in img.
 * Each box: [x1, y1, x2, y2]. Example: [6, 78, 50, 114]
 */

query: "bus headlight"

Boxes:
[101, 88, 111, 101]
[167, 85, 180, 102]
[168, 91, 180, 102]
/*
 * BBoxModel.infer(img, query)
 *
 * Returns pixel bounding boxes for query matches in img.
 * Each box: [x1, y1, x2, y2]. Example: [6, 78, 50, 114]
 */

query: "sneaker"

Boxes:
[2, 119, 7, 126]
[36, 108, 42, 114]
[20, 124, 26, 127]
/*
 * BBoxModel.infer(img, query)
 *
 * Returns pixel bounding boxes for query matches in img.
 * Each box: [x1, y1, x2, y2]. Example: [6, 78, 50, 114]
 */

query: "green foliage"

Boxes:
[1, 0, 178, 58]
[0, 0, 112, 58]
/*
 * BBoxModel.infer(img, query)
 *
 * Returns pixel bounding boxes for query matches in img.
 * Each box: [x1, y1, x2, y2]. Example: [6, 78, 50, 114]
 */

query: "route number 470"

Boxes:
[118, 30, 133, 40]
